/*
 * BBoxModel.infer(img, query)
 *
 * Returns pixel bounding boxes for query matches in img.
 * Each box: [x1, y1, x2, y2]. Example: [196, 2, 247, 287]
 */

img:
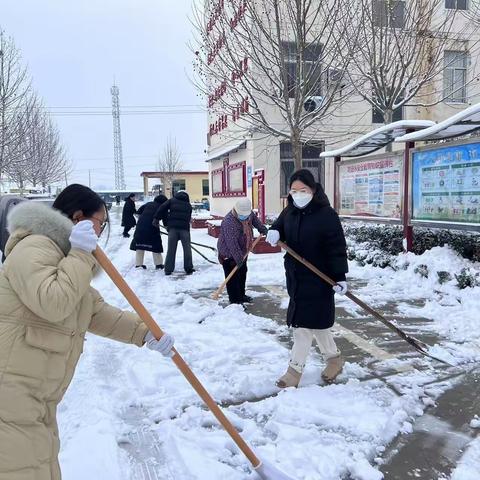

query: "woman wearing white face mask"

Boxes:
[266, 169, 348, 386]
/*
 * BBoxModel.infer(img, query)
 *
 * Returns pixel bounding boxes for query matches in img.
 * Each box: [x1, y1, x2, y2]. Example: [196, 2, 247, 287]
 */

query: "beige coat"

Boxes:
[0, 202, 149, 480]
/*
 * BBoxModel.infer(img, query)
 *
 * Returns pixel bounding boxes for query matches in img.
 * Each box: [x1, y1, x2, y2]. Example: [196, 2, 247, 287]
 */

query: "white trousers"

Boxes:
[289, 327, 340, 373]
[136, 250, 163, 267]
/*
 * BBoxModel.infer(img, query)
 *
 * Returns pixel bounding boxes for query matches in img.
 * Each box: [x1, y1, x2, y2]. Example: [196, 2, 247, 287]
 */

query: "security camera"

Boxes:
[303, 96, 324, 113]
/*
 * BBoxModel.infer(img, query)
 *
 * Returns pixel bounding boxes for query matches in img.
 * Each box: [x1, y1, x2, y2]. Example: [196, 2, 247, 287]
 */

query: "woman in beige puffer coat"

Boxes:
[0, 184, 174, 480]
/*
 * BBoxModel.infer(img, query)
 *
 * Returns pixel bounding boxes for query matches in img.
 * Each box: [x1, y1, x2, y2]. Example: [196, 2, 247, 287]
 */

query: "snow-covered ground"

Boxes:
[57, 209, 480, 479]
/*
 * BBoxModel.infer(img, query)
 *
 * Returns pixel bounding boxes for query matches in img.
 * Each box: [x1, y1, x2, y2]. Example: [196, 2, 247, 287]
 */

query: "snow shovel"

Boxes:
[93, 246, 296, 480]
[278, 241, 453, 366]
[211, 235, 263, 300]
[160, 227, 217, 253]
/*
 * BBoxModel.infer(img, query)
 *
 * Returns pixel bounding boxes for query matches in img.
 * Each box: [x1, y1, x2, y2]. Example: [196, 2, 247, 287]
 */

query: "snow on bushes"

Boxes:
[344, 222, 480, 290]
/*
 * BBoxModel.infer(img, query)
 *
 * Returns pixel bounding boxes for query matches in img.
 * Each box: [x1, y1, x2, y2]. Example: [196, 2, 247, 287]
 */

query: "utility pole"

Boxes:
[110, 84, 126, 190]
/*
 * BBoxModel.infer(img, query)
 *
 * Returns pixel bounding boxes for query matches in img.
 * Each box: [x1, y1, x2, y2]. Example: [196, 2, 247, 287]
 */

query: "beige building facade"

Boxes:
[140, 171, 209, 203]
[205, 1, 480, 220]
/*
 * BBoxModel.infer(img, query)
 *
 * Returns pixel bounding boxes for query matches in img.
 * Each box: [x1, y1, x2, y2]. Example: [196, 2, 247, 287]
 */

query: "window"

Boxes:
[212, 169, 224, 197]
[373, 0, 405, 28]
[211, 161, 246, 197]
[202, 179, 209, 196]
[445, 0, 467, 10]
[172, 179, 186, 195]
[280, 142, 324, 196]
[281, 41, 322, 98]
[444, 50, 468, 103]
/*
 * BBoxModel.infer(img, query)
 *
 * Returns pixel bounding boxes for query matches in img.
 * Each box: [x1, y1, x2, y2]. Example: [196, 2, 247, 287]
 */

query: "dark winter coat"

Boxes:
[121, 197, 137, 228]
[130, 197, 167, 253]
[154, 191, 192, 231]
[217, 211, 268, 265]
[271, 186, 348, 330]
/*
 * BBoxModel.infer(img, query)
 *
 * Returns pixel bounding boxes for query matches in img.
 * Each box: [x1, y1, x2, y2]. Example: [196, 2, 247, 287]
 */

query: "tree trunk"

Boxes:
[384, 109, 394, 153]
[291, 130, 302, 171]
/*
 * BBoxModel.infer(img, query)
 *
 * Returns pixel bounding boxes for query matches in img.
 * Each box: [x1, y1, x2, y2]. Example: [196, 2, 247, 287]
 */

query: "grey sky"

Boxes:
[1, 0, 206, 190]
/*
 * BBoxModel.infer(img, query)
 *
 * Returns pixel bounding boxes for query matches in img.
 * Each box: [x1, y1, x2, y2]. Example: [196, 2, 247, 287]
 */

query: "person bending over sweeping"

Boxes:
[0, 184, 174, 480]
[130, 194, 168, 270]
[217, 198, 268, 304]
[266, 169, 348, 387]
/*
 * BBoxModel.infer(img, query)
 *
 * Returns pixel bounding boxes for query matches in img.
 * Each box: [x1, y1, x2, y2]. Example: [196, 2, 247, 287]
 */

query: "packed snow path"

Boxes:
[57, 206, 480, 480]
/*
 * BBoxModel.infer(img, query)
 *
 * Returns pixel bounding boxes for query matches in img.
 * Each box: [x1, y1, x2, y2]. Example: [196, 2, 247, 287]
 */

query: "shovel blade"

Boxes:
[254, 456, 297, 480]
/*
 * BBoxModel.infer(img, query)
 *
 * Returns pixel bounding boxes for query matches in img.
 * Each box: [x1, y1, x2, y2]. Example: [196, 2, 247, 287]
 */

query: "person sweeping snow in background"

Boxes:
[153, 189, 195, 276]
[266, 169, 348, 387]
[217, 198, 268, 304]
[121, 192, 137, 237]
[0, 184, 174, 480]
[130, 194, 168, 270]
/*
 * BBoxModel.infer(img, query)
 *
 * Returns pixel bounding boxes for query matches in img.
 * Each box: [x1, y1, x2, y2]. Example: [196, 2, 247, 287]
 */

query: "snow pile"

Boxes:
[470, 415, 480, 429]
[55, 214, 479, 479]
[450, 436, 480, 480]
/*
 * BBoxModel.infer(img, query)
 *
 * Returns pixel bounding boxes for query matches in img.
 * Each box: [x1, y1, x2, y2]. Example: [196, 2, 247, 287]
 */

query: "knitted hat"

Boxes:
[234, 198, 252, 216]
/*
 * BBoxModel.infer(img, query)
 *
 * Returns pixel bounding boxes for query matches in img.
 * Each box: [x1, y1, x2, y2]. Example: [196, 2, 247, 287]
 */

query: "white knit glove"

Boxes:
[332, 281, 348, 295]
[266, 229, 280, 246]
[69, 220, 98, 253]
[144, 331, 175, 357]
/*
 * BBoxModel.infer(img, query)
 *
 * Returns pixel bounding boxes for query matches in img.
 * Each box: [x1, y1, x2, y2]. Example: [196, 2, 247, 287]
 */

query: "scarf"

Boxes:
[242, 217, 254, 252]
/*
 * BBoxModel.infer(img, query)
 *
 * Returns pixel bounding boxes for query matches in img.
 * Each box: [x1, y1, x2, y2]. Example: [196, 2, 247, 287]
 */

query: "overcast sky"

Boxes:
[2, 0, 206, 190]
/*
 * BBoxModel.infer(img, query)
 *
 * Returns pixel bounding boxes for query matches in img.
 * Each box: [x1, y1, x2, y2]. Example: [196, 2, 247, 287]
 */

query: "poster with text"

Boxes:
[412, 143, 480, 225]
[338, 156, 402, 219]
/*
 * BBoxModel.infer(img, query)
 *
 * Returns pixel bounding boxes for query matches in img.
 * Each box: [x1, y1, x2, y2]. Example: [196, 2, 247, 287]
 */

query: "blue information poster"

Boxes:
[412, 143, 480, 224]
[247, 166, 253, 188]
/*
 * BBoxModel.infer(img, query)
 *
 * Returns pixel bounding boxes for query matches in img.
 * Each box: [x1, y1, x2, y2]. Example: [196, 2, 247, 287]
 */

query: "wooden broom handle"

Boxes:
[93, 247, 261, 468]
[212, 235, 264, 300]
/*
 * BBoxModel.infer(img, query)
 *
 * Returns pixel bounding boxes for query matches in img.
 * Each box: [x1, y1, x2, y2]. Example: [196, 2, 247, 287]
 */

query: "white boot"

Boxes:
[276, 366, 302, 388]
[321, 355, 344, 383]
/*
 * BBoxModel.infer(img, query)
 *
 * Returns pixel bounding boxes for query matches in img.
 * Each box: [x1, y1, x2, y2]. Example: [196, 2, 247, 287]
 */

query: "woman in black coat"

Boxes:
[130, 195, 167, 269]
[121, 193, 137, 237]
[266, 169, 348, 387]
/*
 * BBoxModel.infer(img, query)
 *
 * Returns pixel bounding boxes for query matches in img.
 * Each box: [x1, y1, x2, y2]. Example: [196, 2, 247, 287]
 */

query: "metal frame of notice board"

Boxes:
[334, 151, 405, 225]
[408, 138, 480, 233]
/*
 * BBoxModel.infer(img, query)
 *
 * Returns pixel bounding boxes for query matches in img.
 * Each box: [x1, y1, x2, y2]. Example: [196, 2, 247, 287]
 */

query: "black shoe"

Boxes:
[164, 271, 172, 276]
[123, 233, 130, 238]
[135, 265, 147, 270]
[155, 265, 165, 270]
[242, 295, 253, 303]
[185, 269, 196, 275]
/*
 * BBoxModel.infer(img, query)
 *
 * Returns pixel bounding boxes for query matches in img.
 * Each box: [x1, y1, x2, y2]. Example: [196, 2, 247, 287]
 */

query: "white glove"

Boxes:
[266, 229, 280, 246]
[332, 281, 348, 295]
[69, 220, 98, 253]
[144, 331, 175, 357]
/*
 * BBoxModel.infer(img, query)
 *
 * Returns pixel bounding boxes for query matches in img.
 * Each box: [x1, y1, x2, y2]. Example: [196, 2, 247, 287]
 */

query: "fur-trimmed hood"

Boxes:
[5, 201, 73, 257]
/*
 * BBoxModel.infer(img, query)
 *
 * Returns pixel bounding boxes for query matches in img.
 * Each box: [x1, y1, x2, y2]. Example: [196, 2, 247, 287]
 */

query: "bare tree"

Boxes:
[156, 136, 183, 197]
[7, 95, 71, 192]
[0, 29, 32, 188]
[339, 0, 480, 132]
[191, 0, 360, 169]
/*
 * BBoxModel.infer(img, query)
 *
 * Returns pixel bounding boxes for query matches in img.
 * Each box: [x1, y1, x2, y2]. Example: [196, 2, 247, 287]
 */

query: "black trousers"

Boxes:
[222, 259, 247, 304]
[165, 228, 194, 274]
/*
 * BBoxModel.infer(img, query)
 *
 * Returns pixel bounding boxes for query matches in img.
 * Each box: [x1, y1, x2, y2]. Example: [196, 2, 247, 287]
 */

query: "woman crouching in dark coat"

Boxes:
[130, 195, 167, 269]
[266, 169, 348, 386]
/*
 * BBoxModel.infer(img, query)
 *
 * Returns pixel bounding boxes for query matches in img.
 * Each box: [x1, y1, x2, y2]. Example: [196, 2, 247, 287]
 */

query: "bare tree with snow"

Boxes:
[0, 29, 32, 188]
[191, 0, 360, 169]
[338, 0, 480, 133]
[157, 136, 183, 197]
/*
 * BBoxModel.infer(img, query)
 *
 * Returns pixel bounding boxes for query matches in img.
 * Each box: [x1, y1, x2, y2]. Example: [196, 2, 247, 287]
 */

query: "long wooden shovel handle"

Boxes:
[93, 247, 261, 468]
[211, 235, 264, 300]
